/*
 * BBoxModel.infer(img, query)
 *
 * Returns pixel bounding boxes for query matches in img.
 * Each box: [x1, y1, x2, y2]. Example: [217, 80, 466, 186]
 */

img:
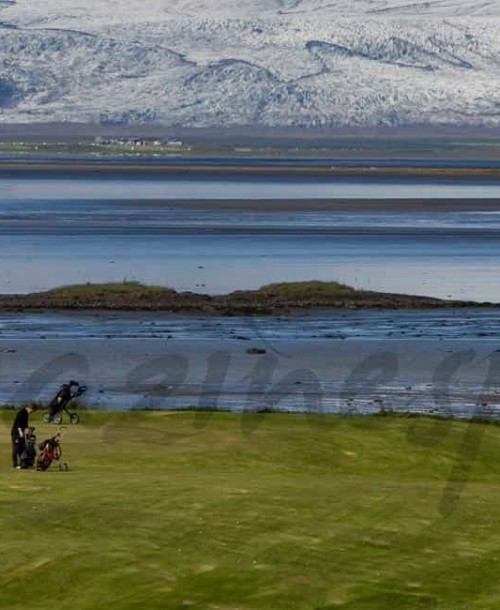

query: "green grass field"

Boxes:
[2, 411, 500, 609]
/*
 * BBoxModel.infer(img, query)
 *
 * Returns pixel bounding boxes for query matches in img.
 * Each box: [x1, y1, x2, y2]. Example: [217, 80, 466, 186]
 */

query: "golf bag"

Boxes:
[19, 427, 37, 469]
[37, 429, 67, 471]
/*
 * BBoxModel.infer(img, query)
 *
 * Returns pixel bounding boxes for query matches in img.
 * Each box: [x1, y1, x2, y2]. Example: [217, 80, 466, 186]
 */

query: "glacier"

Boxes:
[1, 0, 500, 127]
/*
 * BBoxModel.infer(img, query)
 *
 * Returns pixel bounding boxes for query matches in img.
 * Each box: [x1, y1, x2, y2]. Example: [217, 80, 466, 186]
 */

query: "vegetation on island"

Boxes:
[0, 280, 487, 313]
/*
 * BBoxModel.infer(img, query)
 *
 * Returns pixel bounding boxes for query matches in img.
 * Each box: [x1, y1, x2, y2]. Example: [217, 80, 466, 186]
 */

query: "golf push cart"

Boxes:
[20, 426, 68, 472]
[43, 380, 87, 425]
[37, 428, 68, 472]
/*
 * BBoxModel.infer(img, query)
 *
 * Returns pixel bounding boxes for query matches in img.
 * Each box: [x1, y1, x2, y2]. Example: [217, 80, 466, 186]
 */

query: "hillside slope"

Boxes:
[1, 0, 500, 127]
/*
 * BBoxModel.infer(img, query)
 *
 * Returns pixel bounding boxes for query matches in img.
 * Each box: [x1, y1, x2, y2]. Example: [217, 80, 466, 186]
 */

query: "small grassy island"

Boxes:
[0, 281, 489, 313]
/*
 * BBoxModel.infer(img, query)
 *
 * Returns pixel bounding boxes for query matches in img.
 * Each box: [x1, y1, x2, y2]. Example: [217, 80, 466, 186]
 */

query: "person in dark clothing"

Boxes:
[48, 380, 79, 419]
[11, 404, 37, 469]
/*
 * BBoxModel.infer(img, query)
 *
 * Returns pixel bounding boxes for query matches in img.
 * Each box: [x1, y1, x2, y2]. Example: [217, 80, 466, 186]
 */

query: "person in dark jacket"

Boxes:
[11, 404, 37, 469]
[48, 380, 79, 419]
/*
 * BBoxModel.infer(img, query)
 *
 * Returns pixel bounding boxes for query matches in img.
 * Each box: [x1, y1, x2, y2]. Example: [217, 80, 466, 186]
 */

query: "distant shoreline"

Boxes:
[2, 158, 500, 179]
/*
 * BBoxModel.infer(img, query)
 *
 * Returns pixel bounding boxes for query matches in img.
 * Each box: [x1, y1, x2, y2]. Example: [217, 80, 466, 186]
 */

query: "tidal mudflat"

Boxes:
[0, 308, 498, 415]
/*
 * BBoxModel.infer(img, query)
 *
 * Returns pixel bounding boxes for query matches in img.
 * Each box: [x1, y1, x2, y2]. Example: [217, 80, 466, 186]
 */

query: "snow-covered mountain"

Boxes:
[1, 0, 500, 127]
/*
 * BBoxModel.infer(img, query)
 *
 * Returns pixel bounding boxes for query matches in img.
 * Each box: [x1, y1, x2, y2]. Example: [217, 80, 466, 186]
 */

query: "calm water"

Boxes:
[3, 174, 500, 200]
[1, 172, 500, 299]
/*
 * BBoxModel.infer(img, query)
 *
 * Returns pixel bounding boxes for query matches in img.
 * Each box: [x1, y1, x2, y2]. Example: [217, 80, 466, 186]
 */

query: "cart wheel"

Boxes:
[42, 413, 51, 423]
[70, 413, 80, 425]
[53, 413, 62, 425]
[59, 462, 68, 472]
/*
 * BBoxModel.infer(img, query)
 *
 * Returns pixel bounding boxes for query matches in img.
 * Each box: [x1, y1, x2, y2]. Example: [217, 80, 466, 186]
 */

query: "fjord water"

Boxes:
[1, 171, 500, 300]
[2, 167, 500, 414]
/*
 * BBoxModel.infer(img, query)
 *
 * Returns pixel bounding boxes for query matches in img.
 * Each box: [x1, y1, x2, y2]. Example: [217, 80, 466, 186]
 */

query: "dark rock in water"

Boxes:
[246, 347, 266, 355]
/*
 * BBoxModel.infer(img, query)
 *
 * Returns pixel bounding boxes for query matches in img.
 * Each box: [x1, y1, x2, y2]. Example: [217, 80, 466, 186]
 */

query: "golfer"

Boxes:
[11, 404, 37, 469]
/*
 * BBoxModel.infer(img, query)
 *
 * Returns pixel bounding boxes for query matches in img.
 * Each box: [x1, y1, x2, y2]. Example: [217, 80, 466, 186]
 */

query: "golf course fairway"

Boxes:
[2, 410, 500, 609]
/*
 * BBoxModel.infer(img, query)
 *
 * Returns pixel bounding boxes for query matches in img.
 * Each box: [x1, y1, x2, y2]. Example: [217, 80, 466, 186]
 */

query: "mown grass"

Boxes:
[2, 411, 500, 609]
